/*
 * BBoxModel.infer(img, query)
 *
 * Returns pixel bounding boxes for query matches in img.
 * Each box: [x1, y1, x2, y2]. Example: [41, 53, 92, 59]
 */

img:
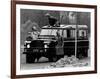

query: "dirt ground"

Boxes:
[20, 45, 90, 70]
[20, 56, 90, 70]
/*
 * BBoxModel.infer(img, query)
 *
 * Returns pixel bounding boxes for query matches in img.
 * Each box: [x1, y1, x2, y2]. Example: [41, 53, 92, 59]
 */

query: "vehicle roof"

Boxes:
[42, 25, 88, 29]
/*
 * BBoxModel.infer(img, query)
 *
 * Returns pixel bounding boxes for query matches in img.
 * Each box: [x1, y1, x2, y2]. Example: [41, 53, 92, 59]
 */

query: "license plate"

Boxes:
[33, 49, 38, 52]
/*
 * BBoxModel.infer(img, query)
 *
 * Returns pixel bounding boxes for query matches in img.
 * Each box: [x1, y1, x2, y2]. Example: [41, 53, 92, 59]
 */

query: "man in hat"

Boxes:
[45, 13, 58, 27]
[29, 26, 40, 40]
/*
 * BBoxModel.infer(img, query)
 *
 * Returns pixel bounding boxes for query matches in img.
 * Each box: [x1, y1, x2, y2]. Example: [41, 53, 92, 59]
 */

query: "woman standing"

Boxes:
[56, 31, 64, 60]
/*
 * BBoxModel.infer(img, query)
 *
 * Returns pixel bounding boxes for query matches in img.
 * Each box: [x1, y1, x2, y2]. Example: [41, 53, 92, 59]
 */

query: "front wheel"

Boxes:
[26, 54, 35, 63]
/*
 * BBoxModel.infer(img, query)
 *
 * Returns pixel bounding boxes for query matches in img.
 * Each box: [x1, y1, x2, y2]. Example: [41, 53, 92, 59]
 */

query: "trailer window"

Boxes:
[67, 29, 70, 38]
[78, 30, 87, 38]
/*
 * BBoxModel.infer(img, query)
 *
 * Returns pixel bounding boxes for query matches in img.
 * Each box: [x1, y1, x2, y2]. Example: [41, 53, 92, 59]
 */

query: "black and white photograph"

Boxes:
[20, 9, 91, 69]
[11, 1, 97, 78]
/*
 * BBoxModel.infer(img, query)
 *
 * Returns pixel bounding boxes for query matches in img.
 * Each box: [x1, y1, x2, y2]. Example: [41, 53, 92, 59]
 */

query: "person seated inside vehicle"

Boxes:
[80, 31, 85, 39]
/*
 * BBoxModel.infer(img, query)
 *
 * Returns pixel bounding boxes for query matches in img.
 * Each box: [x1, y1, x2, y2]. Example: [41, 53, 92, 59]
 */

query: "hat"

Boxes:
[32, 26, 37, 31]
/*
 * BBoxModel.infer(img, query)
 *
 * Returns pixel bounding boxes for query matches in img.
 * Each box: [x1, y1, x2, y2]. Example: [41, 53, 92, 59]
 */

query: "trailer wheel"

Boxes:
[48, 58, 53, 62]
[53, 57, 57, 62]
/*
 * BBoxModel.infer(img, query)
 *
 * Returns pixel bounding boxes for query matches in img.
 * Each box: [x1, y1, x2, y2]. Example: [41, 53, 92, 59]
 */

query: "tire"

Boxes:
[26, 54, 35, 63]
[48, 57, 53, 62]
[53, 57, 57, 62]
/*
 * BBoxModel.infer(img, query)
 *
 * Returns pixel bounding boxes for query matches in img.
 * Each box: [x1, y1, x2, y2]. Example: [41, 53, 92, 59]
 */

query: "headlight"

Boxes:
[27, 44, 30, 48]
